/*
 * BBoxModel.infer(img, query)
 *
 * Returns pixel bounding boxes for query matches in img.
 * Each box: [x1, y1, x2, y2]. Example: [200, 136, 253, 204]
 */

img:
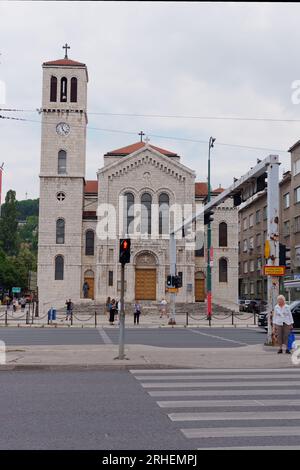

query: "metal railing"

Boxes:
[185, 311, 257, 326]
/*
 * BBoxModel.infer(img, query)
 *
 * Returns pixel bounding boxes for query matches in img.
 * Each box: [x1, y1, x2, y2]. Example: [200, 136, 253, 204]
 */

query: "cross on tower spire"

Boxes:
[138, 131, 145, 142]
[63, 43, 70, 59]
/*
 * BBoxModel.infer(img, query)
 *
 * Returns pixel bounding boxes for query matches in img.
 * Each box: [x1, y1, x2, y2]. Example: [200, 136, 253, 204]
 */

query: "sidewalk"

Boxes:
[1, 343, 298, 371]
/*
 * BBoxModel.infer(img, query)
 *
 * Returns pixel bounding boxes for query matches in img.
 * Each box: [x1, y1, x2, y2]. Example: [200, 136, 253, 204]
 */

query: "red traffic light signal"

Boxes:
[119, 239, 131, 265]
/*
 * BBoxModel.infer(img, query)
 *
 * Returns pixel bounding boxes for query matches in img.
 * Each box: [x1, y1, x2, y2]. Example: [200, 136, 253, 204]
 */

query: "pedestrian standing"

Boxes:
[106, 297, 111, 320]
[133, 301, 141, 325]
[273, 295, 294, 354]
[65, 299, 73, 321]
[109, 299, 117, 325]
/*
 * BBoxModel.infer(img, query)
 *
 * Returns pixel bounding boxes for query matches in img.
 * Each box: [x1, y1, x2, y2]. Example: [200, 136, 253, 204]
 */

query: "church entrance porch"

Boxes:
[134, 252, 157, 301]
[83, 270, 95, 300]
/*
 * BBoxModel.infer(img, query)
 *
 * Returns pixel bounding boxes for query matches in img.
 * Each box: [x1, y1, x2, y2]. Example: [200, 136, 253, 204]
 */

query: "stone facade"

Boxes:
[37, 55, 239, 314]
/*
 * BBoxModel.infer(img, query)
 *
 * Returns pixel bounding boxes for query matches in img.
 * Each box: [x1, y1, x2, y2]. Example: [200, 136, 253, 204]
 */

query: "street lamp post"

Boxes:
[207, 137, 215, 323]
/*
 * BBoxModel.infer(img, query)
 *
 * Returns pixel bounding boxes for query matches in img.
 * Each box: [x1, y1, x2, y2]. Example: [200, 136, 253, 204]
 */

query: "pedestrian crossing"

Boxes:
[130, 368, 300, 450]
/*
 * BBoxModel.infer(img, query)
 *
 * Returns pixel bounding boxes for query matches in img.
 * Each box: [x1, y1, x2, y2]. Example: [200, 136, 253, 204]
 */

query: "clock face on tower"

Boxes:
[56, 122, 70, 136]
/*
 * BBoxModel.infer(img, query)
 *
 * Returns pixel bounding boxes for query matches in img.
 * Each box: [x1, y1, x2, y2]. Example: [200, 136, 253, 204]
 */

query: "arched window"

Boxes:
[219, 258, 228, 283]
[219, 222, 228, 247]
[58, 150, 67, 174]
[159, 193, 169, 235]
[141, 193, 152, 235]
[124, 192, 134, 234]
[70, 77, 78, 102]
[85, 230, 95, 256]
[50, 76, 57, 102]
[60, 77, 68, 102]
[55, 255, 64, 280]
[56, 219, 65, 244]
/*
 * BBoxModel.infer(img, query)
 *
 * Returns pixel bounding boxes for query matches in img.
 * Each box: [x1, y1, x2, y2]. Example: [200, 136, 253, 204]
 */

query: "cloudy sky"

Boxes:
[1, 1, 300, 200]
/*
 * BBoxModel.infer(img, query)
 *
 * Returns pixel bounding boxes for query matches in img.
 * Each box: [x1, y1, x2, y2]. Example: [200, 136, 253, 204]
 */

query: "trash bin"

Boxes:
[48, 308, 56, 323]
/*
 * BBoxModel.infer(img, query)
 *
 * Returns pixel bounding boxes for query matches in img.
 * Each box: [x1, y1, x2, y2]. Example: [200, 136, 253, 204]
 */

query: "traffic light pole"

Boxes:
[206, 137, 215, 323]
[169, 232, 176, 324]
[266, 159, 280, 345]
[118, 262, 126, 359]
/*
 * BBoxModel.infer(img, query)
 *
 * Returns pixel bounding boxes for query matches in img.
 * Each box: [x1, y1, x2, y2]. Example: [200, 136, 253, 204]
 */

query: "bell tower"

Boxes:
[38, 45, 88, 313]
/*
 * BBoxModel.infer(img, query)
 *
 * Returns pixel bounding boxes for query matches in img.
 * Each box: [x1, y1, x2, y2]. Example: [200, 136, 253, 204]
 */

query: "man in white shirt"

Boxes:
[273, 295, 294, 354]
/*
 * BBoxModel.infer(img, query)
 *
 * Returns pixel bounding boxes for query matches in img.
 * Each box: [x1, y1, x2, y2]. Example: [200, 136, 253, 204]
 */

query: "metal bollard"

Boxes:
[232, 311, 234, 325]
[71, 310, 73, 326]
[186, 312, 189, 327]
[254, 312, 257, 325]
[95, 311, 97, 328]
[5, 309, 8, 327]
[26, 310, 29, 325]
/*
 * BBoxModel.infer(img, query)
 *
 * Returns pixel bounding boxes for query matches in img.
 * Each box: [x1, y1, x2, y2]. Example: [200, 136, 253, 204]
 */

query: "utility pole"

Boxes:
[266, 157, 280, 345]
[117, 239, 131, 360]
[169, 232, 176, 324]
[206, 137, 215, 322]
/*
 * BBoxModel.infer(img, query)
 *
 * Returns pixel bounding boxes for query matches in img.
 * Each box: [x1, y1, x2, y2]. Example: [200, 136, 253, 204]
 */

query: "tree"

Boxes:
[18, 215, 38, 252]
[0, 190, 19, 255]
[16, 199, 39, 221]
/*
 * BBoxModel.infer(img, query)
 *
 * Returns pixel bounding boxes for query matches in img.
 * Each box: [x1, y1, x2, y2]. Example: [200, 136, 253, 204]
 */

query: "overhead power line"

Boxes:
[0, 114, 289, 153]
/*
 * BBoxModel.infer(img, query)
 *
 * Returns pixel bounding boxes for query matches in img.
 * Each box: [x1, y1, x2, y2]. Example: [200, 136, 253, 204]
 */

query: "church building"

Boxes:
[37, 50, 238, 314]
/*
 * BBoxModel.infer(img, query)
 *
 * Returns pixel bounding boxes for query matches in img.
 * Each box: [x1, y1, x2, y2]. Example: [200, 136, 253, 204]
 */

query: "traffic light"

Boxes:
[204, 210, 214, 225]
[167, 275, 172, 287]
[279, 243, 291, 267]
[119, 238, 131, 264]
[255, 172, 267, 193]
[174, 273, 183, 288]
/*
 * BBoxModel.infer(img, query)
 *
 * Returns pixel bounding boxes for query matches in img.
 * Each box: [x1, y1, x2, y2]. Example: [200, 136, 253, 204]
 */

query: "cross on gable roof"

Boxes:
[43, 59, 86, 67]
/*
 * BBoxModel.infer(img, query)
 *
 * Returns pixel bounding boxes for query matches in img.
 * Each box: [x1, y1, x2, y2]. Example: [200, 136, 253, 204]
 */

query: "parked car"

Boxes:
[258, 300, 300, 330]
[246, 300, 267, 314]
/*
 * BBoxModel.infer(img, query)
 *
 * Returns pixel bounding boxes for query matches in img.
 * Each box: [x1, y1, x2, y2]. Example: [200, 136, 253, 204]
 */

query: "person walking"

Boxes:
[109, 299, 117, 325]
[20, 297, 26, 312]
[273, 295, 294, 354]
[65, 299, 73, 321]
[133, 301, 141, 325]
[159, 299, 168, 319]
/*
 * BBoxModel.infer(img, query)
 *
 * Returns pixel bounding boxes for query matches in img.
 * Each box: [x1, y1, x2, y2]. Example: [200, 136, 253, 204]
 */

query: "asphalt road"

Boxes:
[2, 368, 300, 450]
[0, 327, 267, 347]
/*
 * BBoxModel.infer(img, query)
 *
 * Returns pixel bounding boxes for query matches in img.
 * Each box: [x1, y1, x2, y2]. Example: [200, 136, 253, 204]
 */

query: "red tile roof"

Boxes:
[43, 59, 86, 67]
[195, 183, 225, 197]
[104, 141, 178, 157]
[84, 180, 98, 194]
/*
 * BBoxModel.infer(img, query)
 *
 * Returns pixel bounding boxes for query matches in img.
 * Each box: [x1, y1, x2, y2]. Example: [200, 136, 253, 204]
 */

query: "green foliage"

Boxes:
[0, 192, 38, 292]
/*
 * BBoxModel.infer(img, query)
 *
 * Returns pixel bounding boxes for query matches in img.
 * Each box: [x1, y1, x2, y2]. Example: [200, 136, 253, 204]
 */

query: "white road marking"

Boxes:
[182, 426, 300, 438]
[169, 411, 300, 421]
[188, 329, 249, 346]
[149, 389, 300, 397]
[130, 368, 300, 374]
[97, 328, 112, 344]
[134, 374, 300, 381]
[157, 399, 300, 408]
[141, 380, 300, 388]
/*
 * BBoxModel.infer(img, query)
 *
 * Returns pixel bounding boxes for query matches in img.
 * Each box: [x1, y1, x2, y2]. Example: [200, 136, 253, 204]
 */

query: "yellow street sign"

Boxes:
[263, 265, 285, 276]
[167, 288, 179, 293]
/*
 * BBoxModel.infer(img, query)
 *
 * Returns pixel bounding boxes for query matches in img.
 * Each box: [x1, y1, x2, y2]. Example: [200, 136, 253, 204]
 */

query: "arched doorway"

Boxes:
[195, 271, 205, 302]
[135, 252, 157, 300]
[84, 270, 95, 300]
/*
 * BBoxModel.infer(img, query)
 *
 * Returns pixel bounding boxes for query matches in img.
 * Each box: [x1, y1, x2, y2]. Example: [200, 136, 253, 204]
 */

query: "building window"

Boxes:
[249, 214, 254, 227]
[295, 187, 300, 204]
[85, 230, 95, 255]
[283, 193, 290, 209]
[243, 261, 248, 274]
[60, 77, 68, 102]
[124, 192, 134, 235]
[250, 282, 255, 295]
[58, 150, 67, 174]
[243, 282, 248, 295]
[56, 191, 66, 202]
[50, 76, 57, 102]
[257, 258, 262, 271]
[293, 159, 300, 176]
[159, 193, 169, 235]
[249, 236, 254, 250]
[257, 280, 262, 295]
[250, 260, 255, 272]
[219, 258, 228, 283]
[243, 217, 248, 230]
[256, 233, 261, 247]
[219, 222, 228, 247]
[263, 206, 267, 220]
[283, 220, 290, 237]
[295, 216, 300, 233]
[70, 77, 77, 103]
[263, 230, 267, 242]
[255, 210, 261, 224]
[55, 255, 64, 280]
[243, 239, 247, 252]
[141, 192, 152, 235]
[56, 219, 65, 244]
[108, 271, 113, 286]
